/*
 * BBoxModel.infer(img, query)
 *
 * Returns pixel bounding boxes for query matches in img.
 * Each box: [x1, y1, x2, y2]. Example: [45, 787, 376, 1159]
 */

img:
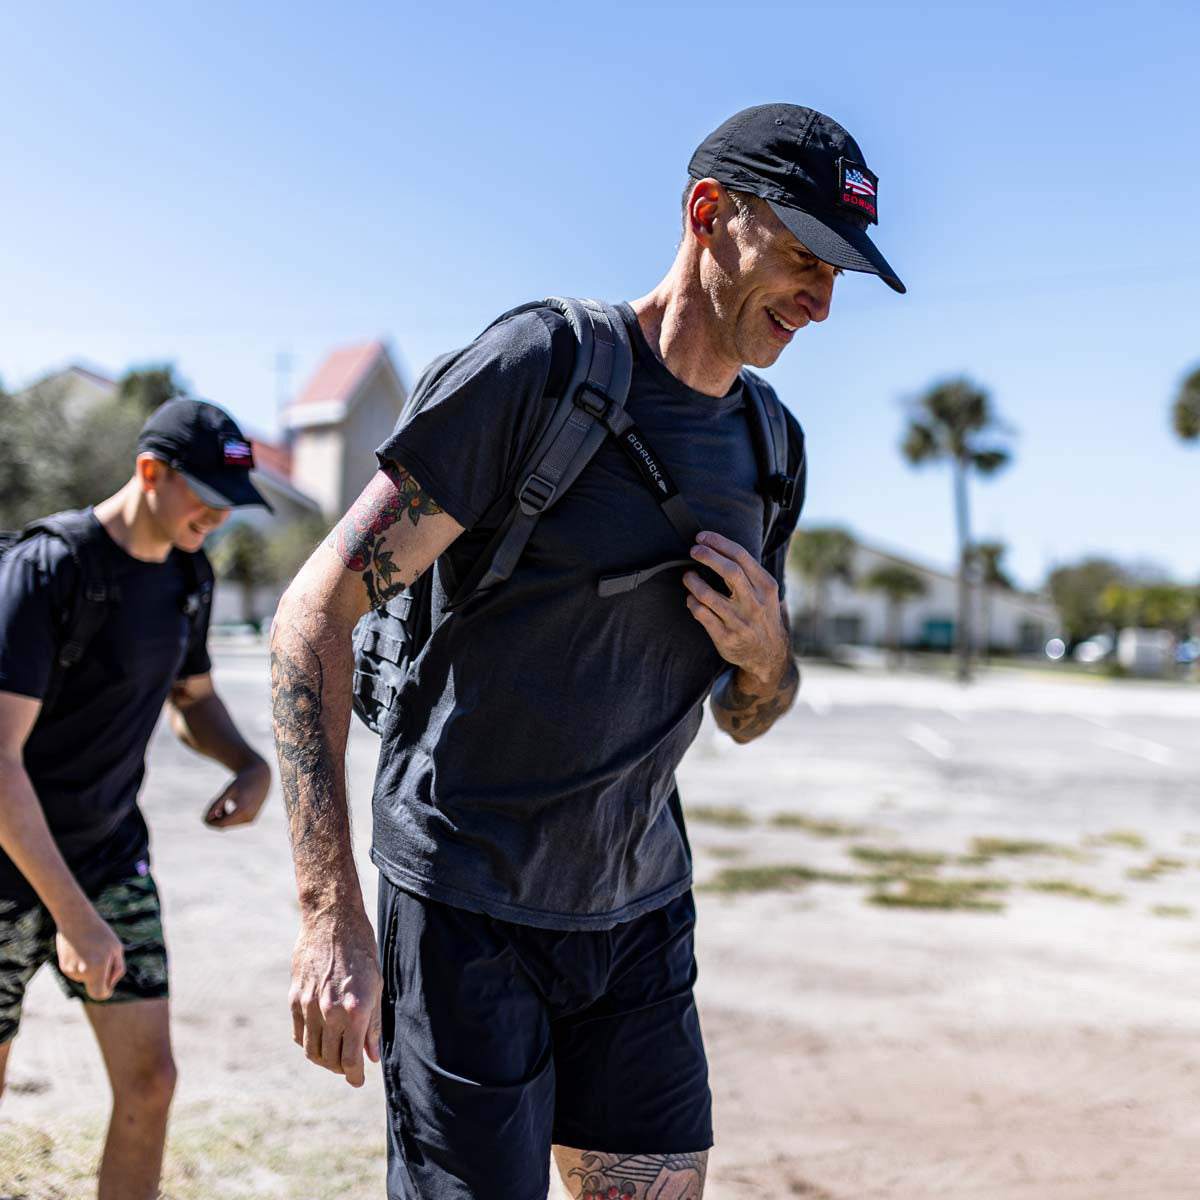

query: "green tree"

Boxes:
[209, 522, 274, 626]
[787, 527, 855, 654]
[1046, 558, 1128, 643]
[1171, 365, 1200, 440]
[117, 364, 187, 417]
[1100, 582, 1197, 638]
[861, 564, 927, 663]
[265, 513, 331, 586]
[0, 373, 151, 526]
[902, 378, 1012, 682]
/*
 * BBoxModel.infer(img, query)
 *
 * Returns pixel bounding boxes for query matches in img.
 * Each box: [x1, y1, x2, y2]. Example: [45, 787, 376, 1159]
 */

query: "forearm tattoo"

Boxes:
[269, 630, 345, 863]
[712, 655, 800, 742]
[567, 1151, 706, 1200]
[331, 462, 441, 608]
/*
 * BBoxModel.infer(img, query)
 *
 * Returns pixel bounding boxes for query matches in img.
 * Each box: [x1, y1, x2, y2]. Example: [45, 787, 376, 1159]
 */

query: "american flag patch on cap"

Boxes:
[836, 157, 878, 224]
[223, 437, 254, 467]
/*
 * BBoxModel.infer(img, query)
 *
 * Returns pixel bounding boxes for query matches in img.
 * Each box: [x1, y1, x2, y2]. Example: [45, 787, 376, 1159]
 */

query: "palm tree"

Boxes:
[861, 564, 927, 665]
[902, 378, 1012, 682]
[787, 527, 855, 655]
[1171, 366, 1200, 440]
[971, 540, 1013, 662]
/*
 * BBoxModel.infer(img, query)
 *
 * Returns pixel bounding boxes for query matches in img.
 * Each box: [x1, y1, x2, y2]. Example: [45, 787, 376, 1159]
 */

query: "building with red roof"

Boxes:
[284, 340, 407, 518]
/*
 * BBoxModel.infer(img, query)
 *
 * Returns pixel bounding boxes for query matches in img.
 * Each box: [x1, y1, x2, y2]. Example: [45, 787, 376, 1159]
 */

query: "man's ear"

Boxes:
[136, 454, 163, 493]
[686, 179, 724, 246]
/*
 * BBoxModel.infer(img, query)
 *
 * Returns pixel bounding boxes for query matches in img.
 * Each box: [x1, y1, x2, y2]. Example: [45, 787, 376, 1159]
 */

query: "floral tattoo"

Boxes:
[332, 463, 441, 607]
[568, 1151, 706, 1200]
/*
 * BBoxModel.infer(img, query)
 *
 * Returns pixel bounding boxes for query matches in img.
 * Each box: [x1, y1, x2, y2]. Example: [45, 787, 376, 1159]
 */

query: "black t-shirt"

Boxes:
[0, 511, 212, 901]
[371, 302, 804, 930]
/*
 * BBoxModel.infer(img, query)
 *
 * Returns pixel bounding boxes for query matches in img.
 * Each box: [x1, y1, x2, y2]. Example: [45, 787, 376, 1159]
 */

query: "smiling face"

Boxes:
[138, 455, 231, 552]
[696, 186, 841, 370]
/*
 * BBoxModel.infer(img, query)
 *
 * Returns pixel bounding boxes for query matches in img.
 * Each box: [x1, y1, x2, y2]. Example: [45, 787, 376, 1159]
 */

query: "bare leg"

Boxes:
[84, 998, 176, 1200]
[553, 1146, 707, 1200]
[0, 1036, 12, 1101]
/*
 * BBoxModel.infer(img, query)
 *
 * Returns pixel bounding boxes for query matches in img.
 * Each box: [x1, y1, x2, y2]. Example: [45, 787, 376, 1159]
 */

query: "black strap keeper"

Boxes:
[518, 473, 556, 513]
[573, 384, 611, 419]
[769, 473, 797, 508]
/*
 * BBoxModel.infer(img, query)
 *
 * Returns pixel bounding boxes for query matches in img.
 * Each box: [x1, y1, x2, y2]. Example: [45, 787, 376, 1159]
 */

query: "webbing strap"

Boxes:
[359, 627, 408, 666]
[353, 669, 396, 709]
[446, 298, 632, 609]
[597, 557, 696, 598]
[741, 370, 796, 543]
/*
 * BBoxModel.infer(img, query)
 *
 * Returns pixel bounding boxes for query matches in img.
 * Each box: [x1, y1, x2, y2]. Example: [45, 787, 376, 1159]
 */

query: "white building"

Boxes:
[283, 340, 407, 520]
[788, 536, 1058, 656]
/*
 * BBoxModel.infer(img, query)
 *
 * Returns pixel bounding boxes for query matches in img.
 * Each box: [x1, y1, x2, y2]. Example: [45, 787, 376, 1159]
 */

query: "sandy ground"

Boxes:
[3, 647, 1200, 1198]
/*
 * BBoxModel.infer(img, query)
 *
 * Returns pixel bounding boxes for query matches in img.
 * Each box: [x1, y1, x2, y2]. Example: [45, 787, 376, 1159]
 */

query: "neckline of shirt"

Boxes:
[615, 302, 745, 415]
[87, 508, 175, 570]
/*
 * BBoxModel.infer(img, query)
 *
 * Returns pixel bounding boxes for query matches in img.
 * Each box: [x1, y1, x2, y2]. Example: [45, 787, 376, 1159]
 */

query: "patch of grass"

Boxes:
[702, 845, 748, 861]
[869, 877, 1006, 912]
[1028, 879, 1125, 904]
[769, 812, 864, 837]
[957, 853, 995, 867]
[0, 1105, 386, 1200]
[699, 863, 863, 894]
[849, 845, 948, 870]
[1127, 856, 1189, 882]
[1152, 904, 1192, 918]
[970, 836, 1084, 860]
[1085, 830, 1148, 851]
[684, 804, 753, 828]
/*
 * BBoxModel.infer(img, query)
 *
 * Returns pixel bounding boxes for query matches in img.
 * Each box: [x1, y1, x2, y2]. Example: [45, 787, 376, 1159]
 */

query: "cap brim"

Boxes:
[766, 200, 906, 294]
[179, 469, 274, 513]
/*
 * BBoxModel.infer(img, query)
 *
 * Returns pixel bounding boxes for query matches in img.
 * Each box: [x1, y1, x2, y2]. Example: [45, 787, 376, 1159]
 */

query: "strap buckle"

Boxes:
[518, 473, 556, 515]
[573, 384, 611, 419]
[769, 473, 797, 508]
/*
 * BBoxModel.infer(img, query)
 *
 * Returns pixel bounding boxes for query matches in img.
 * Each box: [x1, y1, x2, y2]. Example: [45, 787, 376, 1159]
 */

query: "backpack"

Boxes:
[350, 296, 802, 734]
[0, 509, 213, 718]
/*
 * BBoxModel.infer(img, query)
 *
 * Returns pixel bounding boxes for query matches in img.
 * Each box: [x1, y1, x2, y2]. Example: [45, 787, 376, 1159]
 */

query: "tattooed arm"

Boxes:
[271, 462, 463, 1087]
[683, 530, 799, 745]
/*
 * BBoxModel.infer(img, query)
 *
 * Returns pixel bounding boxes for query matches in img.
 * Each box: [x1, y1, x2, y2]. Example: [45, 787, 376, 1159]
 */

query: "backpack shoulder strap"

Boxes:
[739, 370, 796, 543]
[174, 546, 214, 626]
[447, 297, 634, 606]
[19, 510, 122, 713]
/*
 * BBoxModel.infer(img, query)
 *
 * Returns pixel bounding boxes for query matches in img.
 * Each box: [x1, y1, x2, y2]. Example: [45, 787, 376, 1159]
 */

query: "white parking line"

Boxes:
[905, 723, 953, 761]
[1092, 729, 1175, 767]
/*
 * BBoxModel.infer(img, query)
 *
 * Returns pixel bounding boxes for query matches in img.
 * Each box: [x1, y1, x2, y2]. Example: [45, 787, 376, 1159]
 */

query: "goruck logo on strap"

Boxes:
[836, 157, 878, 224]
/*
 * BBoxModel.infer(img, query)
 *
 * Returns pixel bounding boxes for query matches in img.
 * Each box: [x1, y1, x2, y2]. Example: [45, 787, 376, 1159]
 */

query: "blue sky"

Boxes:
[2, 0, 1197, 588]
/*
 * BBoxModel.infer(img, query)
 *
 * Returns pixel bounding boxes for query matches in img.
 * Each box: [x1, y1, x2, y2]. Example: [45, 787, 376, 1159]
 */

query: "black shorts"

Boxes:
[377, 879, 712, 1200]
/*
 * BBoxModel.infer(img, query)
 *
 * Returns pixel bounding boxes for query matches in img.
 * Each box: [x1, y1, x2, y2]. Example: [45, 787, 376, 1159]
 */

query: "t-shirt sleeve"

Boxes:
[762, 405, 807, 601]
[375, 311, 558, 530]
[0, 536, 79, 702]
[177, 560, 213, 680]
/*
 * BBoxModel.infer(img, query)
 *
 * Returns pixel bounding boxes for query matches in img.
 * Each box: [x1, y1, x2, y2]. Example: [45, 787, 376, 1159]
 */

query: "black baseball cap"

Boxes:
[688, 103, 906, 294]
[137, 399, 273, 511]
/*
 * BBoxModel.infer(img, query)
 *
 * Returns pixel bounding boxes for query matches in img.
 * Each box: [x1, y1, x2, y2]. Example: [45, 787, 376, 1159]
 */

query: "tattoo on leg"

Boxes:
[330, 463, 441, 608]
[567, 1151, 706, 1200]
[270, 631, 340, 859]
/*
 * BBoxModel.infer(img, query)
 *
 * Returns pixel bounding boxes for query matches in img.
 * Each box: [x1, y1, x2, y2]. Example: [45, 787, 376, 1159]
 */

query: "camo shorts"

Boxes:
[0, 869, 168, 1043]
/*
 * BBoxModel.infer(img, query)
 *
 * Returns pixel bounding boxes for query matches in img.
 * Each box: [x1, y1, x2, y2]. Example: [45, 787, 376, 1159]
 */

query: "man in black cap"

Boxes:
[0, 398, 272, 1200]
[272, 103, 903, 1198]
